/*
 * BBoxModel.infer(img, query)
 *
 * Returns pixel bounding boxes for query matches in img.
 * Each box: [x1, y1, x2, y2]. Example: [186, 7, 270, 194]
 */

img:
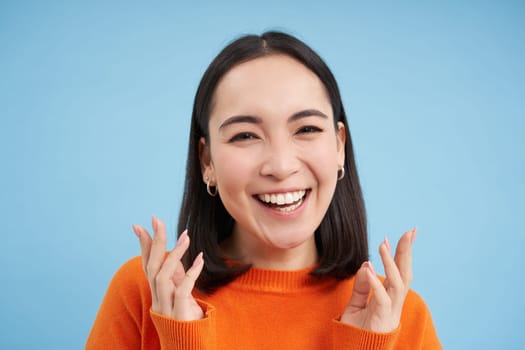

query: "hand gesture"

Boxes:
[132, 216, 205, 321]
[341, 229, 417, 333]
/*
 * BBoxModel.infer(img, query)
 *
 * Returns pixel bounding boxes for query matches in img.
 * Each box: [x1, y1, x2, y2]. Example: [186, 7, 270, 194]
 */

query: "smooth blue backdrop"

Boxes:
[1, 1, 523, 349]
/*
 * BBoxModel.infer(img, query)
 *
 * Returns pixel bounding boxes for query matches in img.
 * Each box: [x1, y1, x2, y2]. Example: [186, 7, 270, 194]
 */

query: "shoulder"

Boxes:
[86, 256, 151, 348]
[403, 289, 432, 315]
[401, 289, 438, 334]
[110, 256, 145, 283]
[113, 255, 145, 279]
[399, 289, 441, 347]
[105, 256, 150, 302]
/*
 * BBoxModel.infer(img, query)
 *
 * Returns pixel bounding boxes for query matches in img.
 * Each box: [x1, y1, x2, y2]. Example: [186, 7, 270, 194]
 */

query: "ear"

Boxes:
[199, 137, 215, 182]
[336, 122, 346, 167]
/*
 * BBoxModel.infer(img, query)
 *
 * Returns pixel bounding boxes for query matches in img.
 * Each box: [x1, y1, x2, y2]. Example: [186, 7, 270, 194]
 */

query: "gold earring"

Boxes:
[206, 177, 218, 197]
[337, 167, 345, 180]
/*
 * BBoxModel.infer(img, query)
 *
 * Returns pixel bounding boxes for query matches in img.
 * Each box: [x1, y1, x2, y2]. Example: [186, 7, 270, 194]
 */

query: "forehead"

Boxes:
[210, 54, 331, 120]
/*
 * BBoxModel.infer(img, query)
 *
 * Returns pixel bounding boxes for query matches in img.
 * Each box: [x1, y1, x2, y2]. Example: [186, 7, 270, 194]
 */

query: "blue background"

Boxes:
[1, 1, 523, 348]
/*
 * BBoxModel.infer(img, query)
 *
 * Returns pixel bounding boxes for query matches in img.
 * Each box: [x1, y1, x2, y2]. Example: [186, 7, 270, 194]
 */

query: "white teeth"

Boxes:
[257, 190, 306, 205]
[275, 200, 302, 212]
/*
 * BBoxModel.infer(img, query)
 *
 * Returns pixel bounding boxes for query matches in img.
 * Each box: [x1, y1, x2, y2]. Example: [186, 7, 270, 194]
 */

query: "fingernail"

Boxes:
[152, 215, 158, 233]
[368, 261, 376, 276]
[131, 225, 140, 238]
[384, 236, 391, 253]
[176, 230, 189, 246]
[411, 227, 418, 244]
[195, 251, 204, 265]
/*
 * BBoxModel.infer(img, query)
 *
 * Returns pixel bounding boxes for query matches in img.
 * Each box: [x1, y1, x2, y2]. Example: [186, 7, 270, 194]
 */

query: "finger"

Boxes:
[146, 216, 167, 283]
[174, 252, 204, 299]
[133, 224, 162, 310]
[132, 224, 152, 273]
[393, 228, 416, 287]
[366, 262, 391, 309]
[171, 252, 204, 321]
[379, 238, 404, 294]
[170, 231, 191, 286]
[155, 231, 190, 313]
[172, 262, 188, 286]
[345, 262, 372, 313]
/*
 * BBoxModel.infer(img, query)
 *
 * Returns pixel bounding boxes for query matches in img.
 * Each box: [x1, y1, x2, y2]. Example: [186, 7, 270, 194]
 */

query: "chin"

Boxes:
[267, 231, 314, 250]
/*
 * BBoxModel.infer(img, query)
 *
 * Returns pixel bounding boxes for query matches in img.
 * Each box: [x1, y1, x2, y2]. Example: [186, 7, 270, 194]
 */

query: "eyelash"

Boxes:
[228, 125, 323, 143]
[228, 132, 259, 143]
[297, 125, 323, 134]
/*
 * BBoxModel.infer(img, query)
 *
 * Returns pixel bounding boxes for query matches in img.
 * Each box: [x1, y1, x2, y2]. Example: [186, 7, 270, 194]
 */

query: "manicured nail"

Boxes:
[176, 230, 189, 246]
[411, 227, 418, 244]
[131, 225, 140, 238]
[152, 215, 158, 233]
[368, 261, 376, 276]
[194, 251, 204, 265]
[384, 236, 391, 253]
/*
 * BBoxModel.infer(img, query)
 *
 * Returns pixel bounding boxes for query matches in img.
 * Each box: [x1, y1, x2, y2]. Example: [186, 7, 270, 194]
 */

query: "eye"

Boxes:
[229, 132, 259, 143]
[296, 125, 323, 134]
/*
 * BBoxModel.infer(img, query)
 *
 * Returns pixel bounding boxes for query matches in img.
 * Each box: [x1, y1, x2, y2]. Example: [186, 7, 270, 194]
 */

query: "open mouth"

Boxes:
[255, 189, 309, 213]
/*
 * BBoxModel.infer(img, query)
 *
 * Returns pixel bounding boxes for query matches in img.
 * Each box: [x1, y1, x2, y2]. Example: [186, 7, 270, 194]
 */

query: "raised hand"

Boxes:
[341, 228, 417, 333]
[132, 216, 205, 321]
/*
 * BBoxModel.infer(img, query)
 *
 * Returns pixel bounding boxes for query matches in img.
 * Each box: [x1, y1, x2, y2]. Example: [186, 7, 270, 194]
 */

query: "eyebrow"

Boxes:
[219, 109, 329, 129]
[290, 109, 329, 121]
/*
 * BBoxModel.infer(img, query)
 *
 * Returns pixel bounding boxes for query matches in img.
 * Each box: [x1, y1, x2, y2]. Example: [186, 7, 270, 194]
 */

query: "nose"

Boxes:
[259, 140, 301, 180]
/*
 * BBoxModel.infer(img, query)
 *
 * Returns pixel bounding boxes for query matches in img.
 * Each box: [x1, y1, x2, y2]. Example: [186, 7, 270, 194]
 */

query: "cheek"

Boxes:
[213, 148, 254, 191]
[212, 148, 257, 224]
[305, 138, 340, 179]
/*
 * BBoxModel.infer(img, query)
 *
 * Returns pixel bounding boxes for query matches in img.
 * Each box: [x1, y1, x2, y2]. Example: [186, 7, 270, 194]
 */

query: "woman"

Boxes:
[87, 31, 441, 349]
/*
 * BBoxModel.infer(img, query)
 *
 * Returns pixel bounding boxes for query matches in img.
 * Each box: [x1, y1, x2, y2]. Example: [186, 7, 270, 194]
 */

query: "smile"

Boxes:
[255, 190, 308, 212]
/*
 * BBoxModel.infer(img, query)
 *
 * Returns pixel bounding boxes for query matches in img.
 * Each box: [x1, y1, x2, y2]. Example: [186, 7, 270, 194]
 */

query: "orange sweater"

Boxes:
[86, 256, 441, 349]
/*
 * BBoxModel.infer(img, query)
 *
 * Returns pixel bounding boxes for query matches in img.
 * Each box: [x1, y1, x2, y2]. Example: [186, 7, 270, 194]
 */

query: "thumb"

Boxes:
[345, 262, 372, 313]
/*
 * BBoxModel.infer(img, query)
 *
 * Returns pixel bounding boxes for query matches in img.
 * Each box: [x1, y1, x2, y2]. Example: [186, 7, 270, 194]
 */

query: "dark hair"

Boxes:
[178, 31, 368, 293]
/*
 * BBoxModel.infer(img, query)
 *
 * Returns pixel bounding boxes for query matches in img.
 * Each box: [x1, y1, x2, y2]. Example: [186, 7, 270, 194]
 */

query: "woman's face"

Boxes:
[201, 54, 345, 256]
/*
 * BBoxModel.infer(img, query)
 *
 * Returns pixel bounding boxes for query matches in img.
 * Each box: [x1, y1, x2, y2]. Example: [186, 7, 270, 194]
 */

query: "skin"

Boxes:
[201, 54, 345, 270]
[132, 54, 416, 332]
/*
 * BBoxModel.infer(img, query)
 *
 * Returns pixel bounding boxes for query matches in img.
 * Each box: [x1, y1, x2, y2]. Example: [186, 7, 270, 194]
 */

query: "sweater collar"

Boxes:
[230, 265, 337, 293]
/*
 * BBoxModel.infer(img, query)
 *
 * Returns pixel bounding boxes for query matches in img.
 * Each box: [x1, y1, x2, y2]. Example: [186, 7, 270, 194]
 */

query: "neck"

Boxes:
[220, 230, 319, 270]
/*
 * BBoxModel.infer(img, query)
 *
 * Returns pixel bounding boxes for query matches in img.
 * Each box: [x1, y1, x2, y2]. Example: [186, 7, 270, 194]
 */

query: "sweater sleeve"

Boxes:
[331, 321, 400, 350]
[150, 300, 217, 350]
[331, 290, 441, 350]
[85, 257, 217, 350]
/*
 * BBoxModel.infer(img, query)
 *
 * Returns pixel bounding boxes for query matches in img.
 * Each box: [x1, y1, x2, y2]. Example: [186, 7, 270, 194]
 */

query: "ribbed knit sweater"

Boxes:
[86, 256, 441, 349]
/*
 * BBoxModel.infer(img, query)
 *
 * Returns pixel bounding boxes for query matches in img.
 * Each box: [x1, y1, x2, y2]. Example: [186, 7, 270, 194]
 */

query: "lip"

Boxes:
[254, 187, 309, 196]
